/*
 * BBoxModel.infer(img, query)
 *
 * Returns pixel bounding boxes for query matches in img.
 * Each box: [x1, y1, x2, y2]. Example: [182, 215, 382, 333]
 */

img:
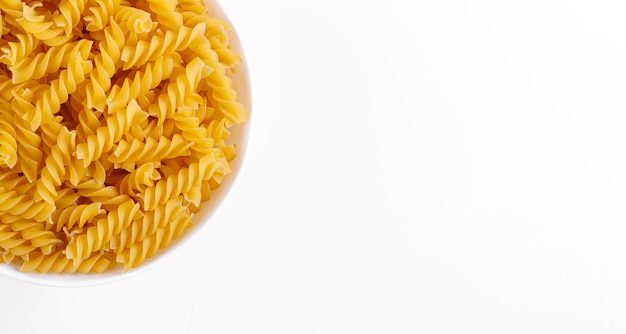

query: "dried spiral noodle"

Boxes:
[0, 0, 247, 273]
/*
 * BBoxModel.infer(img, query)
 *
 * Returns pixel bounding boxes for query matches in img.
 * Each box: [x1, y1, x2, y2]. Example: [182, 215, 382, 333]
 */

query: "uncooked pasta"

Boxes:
[0, 0, 247, 273]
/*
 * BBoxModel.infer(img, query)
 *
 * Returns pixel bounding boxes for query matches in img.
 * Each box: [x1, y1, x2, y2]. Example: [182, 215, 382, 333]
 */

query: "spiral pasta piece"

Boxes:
[14, 129, 42, 181]
[179, 4, 232, 44]
[0, 33, 40, 67]
[118, 162, 161, 196]
[146, 0, 182, 31]
[202, 58, 247, 126]
[18, 50, 93, 131]
[208, 35, 241, 68]
[75, 180, 132, 207]
[84, 0, 120, 32]
[120, 22, 207, 70]
[76, 99, 148, 166]
[206, 118, 237, 163]
[105, 56, 175, 114]
[147, 57, 212, 123]
[65, 200, 141, 264]
[48, 202, 104, 233]
[65, 154, 93, 186]
[110, 134, 194, 166]
[17, 3, 70, 47]
[113, 5, 153, 34]
[9, 39, 92, 84]
[20, 250, 114, 273]
[177, 0, 210, 15]
[36, 127, 77, 204]
[0, 116, 18, 168]
[0, 189, 55, 222]
[52, 188, 81, 214]
[116, 204, 192, 271]
[53, 0, 88, 36]
[0, 224, 30, 257]
[0, 221, 59, 257]
[85, 18, 125, 111]
[108, 198, 186, 252]
[19, 227, 61, 255]
[138, 154, 230, 210]
[0, 207, 56, 225]
[172, 110, 215, 157]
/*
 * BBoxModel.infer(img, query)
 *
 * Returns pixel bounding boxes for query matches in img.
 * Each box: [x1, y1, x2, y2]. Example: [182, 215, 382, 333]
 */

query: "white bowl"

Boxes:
[0, 0, 253, 287]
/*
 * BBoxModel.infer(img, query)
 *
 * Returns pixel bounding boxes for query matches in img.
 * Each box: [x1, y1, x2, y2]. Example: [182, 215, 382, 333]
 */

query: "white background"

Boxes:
[3, 0, 626, 332]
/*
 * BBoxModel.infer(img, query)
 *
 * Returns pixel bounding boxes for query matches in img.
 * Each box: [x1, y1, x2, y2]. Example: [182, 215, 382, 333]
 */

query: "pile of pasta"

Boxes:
[0, 0, 247, 273]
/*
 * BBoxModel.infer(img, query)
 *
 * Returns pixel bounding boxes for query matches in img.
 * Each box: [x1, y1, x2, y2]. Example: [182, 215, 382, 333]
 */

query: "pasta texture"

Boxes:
[0, 0, 246, 273]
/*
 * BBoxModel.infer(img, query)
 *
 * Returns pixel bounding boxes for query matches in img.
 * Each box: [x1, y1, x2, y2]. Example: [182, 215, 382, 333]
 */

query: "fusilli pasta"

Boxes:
[0, 0, 247, 273]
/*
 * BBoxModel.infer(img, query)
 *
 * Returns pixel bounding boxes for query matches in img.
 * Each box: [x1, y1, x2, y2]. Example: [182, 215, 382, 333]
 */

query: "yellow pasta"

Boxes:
[0, 0, 247, 273]
[20, 250, 115, 273]
[113, 5, 154, 34]
[0, 115, 18, 168]
[110, 134, 194, 167]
